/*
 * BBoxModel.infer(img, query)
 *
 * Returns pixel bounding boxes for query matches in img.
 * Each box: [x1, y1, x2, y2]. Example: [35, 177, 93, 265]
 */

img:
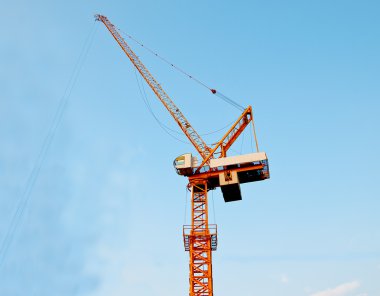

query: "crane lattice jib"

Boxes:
[195, 106, 253, 174]
[95, 15, 211, 161]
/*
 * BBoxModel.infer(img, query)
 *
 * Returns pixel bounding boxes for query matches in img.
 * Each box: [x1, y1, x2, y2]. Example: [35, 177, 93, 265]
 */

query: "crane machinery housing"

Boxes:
[95, 14, 270, 296]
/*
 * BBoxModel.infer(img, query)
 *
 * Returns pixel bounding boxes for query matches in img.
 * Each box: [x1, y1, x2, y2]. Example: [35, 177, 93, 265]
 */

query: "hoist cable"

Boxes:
[133, 69, 191, 145]
[213, 90, 244, 111]
[134, 68, 239, 146]
[118, 27, 211, 91]
[184, 187, 189, 225]
[138, 74, 187, 136]
[240, 129, 245, 154]
[211, 190, 216, 224]
[115, 26, 244, 111]
[252, 115, 260, 152]
[200, 119, 237, 136]
[249, 123, 254, 152]
[0, 21, 97, 268]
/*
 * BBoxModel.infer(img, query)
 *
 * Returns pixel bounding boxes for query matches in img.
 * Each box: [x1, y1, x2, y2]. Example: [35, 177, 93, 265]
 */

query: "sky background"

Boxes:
[1, 0, 379, 295]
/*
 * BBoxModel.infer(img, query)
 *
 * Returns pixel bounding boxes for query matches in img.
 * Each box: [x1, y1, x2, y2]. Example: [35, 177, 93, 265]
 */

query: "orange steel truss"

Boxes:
[194, 106, 253, 174]
[183, 179, 217, 296]
[96, 14, 268, 296]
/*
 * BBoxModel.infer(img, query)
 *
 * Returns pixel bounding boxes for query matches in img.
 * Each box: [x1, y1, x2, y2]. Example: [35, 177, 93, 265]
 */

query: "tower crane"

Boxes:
[95, 15, 270, 296]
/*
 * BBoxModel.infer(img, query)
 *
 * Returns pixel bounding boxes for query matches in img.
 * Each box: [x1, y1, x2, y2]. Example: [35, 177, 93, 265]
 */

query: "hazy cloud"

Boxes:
[310, 281, 360, 296]
[280, 274, 289, 284]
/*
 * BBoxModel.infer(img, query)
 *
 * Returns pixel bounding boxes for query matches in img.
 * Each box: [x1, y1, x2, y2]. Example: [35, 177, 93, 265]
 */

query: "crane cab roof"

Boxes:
[210, 152, 267, 168]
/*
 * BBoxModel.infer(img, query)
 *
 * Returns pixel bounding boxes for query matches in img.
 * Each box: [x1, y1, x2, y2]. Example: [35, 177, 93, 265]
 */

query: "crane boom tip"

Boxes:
[94, 14, 105, 22]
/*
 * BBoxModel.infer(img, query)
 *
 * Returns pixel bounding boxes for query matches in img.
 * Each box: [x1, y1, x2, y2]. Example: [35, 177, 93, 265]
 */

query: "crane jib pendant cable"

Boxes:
[114, 22, 244, 111]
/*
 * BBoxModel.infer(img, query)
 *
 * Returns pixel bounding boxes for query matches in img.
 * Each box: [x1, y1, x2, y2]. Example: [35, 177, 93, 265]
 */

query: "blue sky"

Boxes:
[1, 0, 379, 295]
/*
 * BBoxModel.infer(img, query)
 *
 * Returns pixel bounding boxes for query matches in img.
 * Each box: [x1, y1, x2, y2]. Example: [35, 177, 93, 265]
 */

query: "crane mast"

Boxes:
[96, 14, 270, 296]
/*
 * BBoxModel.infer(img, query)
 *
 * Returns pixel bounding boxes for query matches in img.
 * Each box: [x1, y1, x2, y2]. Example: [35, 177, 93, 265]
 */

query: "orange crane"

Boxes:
[96, 15, 270, 296]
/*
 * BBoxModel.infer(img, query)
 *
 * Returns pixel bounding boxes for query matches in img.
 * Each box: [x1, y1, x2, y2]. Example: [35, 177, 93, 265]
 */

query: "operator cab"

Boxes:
[173, 153, 198, 176]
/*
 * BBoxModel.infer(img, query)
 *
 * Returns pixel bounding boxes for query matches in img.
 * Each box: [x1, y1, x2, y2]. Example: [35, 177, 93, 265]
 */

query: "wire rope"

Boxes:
[133, 70, 239, 144]
[133, 69, 191, 145]
[240, 129, 245, 154]
[134, 69, 238, 148]
[249, 122, 254, 152]
[211, 190, 216, 224]
[184, 186, 189, 225]
[0, 21, 98, 268]
[115, 26, 244, 111]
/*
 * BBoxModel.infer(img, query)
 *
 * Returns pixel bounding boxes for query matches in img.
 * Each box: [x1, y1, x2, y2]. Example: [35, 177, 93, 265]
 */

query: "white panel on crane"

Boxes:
[210, 152, 267, 168]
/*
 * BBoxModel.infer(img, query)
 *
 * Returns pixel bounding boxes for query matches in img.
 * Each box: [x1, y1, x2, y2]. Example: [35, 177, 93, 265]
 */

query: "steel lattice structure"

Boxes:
[96, 14, 270, 296]
[184, 180, 217, 295]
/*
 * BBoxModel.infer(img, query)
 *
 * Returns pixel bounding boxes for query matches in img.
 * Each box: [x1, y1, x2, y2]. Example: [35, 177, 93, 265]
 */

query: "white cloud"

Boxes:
[280, 274, 289, 284]
[356, 293, 368, 296]
[310, 281, 360, 296]
[304, 287, 312, 293]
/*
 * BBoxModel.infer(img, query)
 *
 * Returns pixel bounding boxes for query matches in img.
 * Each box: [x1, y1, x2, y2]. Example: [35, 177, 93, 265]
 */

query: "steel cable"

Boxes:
[0, 21, 98, 268]
[116, 26, 244, 111]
